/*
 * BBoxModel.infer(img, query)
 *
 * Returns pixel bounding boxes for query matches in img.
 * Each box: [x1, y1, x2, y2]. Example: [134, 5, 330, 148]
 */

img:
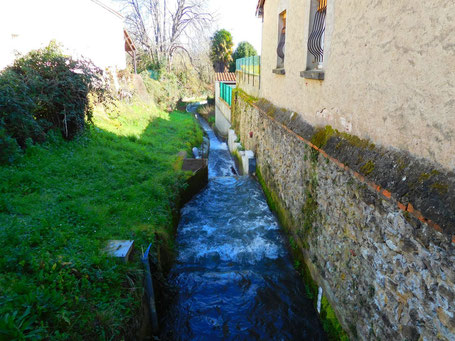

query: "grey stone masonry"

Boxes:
[232, 94, 455, 341]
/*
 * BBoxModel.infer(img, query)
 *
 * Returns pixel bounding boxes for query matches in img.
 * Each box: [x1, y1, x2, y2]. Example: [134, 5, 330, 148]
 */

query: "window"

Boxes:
[302, 0, 327, 79]
[275, 10, 286, 72]
[308, 0, 327, 68]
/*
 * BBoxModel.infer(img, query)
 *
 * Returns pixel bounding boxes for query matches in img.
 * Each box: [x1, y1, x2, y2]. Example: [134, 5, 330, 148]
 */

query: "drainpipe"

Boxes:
[317, 287, 323, 313]
[141, 244, 159, 334]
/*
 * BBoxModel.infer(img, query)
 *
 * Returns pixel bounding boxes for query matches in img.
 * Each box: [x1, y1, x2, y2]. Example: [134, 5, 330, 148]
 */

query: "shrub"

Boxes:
[197, 104, 215, 117]
[141, 71, 179, 111]
[140, 66, 212, 111]
[0, 126, 21, 164]
[0, 69, 45, 148]
[0, 42, 105, 163]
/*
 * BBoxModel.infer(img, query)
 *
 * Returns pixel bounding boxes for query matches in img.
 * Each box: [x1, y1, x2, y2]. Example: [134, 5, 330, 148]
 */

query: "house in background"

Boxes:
[0, 0, 134, 73]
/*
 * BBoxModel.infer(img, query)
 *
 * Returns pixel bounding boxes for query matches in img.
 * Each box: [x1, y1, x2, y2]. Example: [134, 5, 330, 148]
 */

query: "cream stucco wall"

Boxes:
[259, 0, 455, 170]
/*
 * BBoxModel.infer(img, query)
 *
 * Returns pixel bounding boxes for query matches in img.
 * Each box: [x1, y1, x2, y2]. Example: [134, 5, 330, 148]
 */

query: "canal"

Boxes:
[160, 110, 326, 340]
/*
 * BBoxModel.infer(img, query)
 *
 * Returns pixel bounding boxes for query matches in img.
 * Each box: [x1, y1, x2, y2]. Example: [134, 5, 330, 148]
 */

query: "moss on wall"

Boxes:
[234, 93, 455, 341]
[256, 165, 349, 340]
[251, 98, 455, 236]
[256, 166, 294, 233]
[360, 160, 375, 176]
[311, 126, 335, 149]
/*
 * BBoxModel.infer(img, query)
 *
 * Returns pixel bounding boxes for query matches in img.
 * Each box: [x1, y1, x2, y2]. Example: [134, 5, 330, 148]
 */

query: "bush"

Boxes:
[197, 104, 215, 117]
[0, 69, 45, 148]
[140, 66, 212, 111]
[0, 42, 105, 163]
[0, 126, 21, 164]
[141, 71, 179, 111]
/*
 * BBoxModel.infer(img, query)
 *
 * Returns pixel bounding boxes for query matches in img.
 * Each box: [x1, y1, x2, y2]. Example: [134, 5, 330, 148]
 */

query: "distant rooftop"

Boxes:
[256, 0, 265, 17]
[215, 72, 236, 83]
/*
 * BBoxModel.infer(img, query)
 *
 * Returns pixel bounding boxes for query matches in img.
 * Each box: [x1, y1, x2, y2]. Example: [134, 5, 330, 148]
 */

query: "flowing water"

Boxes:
[161, 109, 326, 340]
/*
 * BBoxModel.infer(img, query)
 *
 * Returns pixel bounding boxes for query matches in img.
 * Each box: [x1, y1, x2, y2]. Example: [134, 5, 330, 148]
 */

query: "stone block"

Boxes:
[105, 240, 134, 263]
[228, 129, 238, 153]
[240, 150, 256, 175]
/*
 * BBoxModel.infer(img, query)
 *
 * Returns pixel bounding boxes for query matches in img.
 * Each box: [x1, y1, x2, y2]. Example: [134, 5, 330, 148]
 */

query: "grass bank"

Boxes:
[0, 100, 202, 339]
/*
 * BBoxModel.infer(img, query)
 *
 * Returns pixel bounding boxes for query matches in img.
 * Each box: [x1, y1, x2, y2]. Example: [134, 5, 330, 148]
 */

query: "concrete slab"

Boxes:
[182, 158, 207, 172]
[105, 240, 134, 262]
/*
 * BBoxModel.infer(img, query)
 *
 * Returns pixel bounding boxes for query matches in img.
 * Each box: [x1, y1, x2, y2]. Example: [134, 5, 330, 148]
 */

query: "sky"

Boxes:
[107, 0, 263, 52]
[0, 0, 127, 69]
[0, 0, 263, 69]
[208, 0, 262, 52]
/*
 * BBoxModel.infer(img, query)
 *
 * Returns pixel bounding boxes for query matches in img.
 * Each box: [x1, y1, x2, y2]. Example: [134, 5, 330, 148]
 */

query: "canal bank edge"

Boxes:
[137, 154, 209, 339]
[255, 166, 348, 340]
[231, 90, 455, 340]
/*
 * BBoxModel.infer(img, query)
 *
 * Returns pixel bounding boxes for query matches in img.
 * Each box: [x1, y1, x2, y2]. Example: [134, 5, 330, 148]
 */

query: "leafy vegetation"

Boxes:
[196, 104, 215, 126]
[230, 41, 258, 72]
[140, 68, 211, 112]
[0, 99, 202, 339]
[0, 43, 105, 164]
[210, 29, 234, 72]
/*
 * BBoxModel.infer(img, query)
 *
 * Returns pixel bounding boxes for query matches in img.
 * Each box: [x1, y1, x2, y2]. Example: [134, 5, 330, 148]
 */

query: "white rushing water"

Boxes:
[161, 107, 326, 340]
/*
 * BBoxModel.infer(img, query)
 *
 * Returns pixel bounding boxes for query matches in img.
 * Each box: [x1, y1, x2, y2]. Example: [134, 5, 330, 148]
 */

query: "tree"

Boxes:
[230, 41, 258, 71]
[119, 0, 213, 69]
[210, 29, 234, 73]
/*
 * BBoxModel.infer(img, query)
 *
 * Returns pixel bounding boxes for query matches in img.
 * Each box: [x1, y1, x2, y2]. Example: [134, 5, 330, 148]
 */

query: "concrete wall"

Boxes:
[215, 81, 234, 136]
[236, 71, 260, 98]
[233, 94, 455, 340]
[259, 0, 455, 170]
[0, 0, 126, 70]
[215, 104, 232, 137]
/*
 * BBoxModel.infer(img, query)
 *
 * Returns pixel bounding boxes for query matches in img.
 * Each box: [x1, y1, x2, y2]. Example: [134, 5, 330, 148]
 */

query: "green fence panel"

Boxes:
[235, 56, 261, 76]
[220, 82, 233, 106]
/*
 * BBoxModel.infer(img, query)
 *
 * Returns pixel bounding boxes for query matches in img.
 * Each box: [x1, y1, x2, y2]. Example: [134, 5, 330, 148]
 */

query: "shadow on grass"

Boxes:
[0, 110, 202, 339]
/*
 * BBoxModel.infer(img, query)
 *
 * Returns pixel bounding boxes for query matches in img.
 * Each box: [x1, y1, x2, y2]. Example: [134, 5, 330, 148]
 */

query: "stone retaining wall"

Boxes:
[232, 93, 455, 340]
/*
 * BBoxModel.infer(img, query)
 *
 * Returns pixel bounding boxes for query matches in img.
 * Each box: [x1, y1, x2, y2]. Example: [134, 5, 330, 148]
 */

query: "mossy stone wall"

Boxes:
[233, 93, 455, 341]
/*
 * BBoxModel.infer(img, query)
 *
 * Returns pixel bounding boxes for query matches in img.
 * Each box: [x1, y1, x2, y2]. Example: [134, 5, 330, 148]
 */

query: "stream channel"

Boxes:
[160, 106, 326, 340]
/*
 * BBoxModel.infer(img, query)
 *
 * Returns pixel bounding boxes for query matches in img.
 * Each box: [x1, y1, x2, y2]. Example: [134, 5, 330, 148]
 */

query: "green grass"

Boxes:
[0, 100, 202, 339]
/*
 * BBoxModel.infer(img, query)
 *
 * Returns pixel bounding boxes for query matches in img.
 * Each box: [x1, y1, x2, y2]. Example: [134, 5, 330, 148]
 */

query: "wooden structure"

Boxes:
[124, 29, 137, 73]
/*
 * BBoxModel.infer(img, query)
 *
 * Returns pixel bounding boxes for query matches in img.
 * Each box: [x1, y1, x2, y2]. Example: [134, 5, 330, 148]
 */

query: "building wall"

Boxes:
[236, 71, 260, 98]
[0, 0, 126, 70]
[215, 81, 233, 136]
[259, 0, 455, 170]
[233, 94, 455, 341]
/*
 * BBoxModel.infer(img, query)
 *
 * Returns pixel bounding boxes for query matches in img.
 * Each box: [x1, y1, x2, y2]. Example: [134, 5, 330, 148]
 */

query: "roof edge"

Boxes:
[256, 0, 265, 17]
[90, 0, 124, 19]
[215, 72, 237, 82]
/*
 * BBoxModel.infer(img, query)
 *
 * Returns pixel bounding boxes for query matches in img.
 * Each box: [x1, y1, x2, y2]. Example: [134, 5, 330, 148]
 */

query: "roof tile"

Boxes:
[215, 72, 236, 82]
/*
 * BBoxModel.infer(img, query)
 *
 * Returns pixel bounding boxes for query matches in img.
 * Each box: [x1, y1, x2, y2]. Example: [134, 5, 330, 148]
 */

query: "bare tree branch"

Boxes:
[118, 0, 213, 68]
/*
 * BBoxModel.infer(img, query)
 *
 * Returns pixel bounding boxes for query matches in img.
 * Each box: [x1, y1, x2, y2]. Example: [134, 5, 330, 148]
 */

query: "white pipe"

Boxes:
[317, 287, 323, 313]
